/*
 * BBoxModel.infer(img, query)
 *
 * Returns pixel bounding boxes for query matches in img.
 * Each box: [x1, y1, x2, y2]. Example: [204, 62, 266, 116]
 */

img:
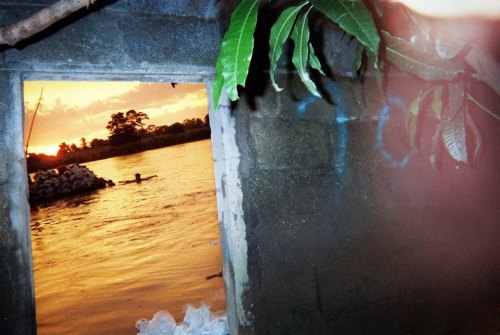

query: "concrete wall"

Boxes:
[0, 1, 238, 334]
[234, 70, 500, 333]
[227, 8, 500, 333]
[1, 1, 499, 334]
[0, 70, 35, 335]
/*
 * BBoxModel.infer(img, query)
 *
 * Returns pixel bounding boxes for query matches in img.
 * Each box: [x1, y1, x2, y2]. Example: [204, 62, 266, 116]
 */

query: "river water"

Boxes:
[30, 140, 225, 335]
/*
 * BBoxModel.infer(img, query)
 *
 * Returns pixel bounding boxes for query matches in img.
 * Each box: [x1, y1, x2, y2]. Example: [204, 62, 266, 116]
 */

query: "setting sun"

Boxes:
[30, 144, 60, 156]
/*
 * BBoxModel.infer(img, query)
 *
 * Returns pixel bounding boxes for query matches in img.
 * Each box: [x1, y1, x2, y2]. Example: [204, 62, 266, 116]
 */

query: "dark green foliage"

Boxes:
[309, 0, 379, 66]
[106, 110, 149, 146]
[212, 0, 260, 110]
[213, 0, 499, 167]
[27, 114, 211, 173]
[269, 2, 308, 91]
[213, 0, 380, 105]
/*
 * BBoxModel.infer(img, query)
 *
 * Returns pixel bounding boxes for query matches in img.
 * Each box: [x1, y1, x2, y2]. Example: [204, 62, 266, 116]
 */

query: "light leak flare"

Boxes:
[387, 0, 500, 19]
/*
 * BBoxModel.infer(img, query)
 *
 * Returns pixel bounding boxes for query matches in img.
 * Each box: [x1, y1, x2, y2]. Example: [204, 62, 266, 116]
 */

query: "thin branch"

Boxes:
[0, 0, 98, 46]
[467, 92, 500, 121]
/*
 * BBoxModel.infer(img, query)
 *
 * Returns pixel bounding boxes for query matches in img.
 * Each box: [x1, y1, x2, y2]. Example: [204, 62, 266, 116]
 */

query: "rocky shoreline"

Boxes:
[29, 164, 114, 203]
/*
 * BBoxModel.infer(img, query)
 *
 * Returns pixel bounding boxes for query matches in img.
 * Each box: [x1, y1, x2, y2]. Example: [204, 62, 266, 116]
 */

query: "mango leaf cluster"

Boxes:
[213, 0, 499, 167]
[212, 0, 379, 110]
[380, 12, 499, 168]
[212, 0, 260, 111]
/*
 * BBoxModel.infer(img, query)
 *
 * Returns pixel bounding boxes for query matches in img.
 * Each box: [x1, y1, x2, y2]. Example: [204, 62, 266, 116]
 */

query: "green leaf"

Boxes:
[442, 108, 468, 163]
[434, 20, 476, 59]
[291, 11, 321, 97]
[441, 82, 467, 163]
[382, 31, 464, 81]
[465, 46, 500, 95]
[431, 85, 443, 119]
[465, 107, 482, 165]
[446, 81, 464, 119]
[467, 92, 500, 121]
[375, 60, 385, 89]
[216, 0, 259, 102]
[309, 0, 380, 68]
[308, 43, 325, 75]
[212, 53, 225, 111]
[435, 29, 468, 59]
[429, 122, 442, 171]
[428, 84, 444, 170]
[405, 86, 433, 147]
[352, 43, 364, 74]
[269, 2, 308, 91]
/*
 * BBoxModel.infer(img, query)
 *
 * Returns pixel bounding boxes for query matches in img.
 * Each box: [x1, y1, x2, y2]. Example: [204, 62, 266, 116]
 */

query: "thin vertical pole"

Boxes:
[25, 87, 43, 157]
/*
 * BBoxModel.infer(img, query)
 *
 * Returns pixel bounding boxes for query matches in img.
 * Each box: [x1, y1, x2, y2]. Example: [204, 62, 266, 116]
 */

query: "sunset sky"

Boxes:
[24, 81, 209, 155]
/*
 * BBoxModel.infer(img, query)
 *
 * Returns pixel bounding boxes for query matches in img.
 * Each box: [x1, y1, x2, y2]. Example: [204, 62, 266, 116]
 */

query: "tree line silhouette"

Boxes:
[27, 110, 210, 173]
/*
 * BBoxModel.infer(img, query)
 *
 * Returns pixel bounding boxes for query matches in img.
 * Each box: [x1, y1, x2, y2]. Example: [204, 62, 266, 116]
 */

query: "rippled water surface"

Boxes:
[30, 140, 225, 335]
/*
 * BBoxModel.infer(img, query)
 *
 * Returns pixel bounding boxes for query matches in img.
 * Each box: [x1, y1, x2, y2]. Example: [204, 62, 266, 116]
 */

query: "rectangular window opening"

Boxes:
[24, 80, 226, 335]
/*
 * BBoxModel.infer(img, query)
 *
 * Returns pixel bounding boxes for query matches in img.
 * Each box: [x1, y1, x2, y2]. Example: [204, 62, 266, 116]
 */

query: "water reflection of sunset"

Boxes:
[30, 141, 225, 335]
[24, 81, 208, 156]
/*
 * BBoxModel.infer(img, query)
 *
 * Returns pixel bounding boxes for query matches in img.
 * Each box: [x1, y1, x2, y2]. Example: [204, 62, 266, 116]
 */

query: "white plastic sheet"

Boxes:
[136, 303, 228, 335]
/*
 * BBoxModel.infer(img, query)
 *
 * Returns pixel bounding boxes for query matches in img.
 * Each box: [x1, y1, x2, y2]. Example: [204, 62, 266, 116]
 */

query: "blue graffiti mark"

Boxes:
[295, 83, 419, 204]
[335, 116, 350, 123]
[297, 95, 319, 115]
[295, 82, 350, 186]
[297, 86, 417, 173]
[327, 82, 349, 182]
[376, 97, 418, 169]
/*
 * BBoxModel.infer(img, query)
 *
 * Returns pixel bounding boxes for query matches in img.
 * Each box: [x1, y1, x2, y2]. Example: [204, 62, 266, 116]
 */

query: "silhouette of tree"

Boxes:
[168, 122, 185, 134]
[26, 153, 58, 173]
[153, 125, 169, 136]
[57, 142, 71, 158]
[106, 110, 149, 146]
[80, 137, 88, 149]
[182, 118, 205, 130]
[146, 125, 156, 133]
[90, 138, 107, 148]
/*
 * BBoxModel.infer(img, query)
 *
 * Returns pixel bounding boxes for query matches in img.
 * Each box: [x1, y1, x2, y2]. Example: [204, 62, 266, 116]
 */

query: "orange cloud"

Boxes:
[24, 81, 208, 155]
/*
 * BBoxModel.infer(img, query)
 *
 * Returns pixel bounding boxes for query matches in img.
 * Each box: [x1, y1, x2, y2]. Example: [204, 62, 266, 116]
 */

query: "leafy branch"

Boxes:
[379, 15, 498, 166]
[213, 0, 499, 167]
[213, 0, 379, 108]
[212, 0, 260, 110]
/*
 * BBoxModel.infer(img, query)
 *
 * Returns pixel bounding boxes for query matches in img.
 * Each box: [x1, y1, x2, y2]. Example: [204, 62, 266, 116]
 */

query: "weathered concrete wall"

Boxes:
[233, 65, 500, 333]
[0, 71, 35, 335]
[208, 87, 251, 334]
[0, 0, 222, 77]
[0, 1, 233, 334]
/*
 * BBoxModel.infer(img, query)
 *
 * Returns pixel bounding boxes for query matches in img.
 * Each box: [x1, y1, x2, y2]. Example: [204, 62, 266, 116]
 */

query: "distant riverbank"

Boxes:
[27, 127, 210, 173]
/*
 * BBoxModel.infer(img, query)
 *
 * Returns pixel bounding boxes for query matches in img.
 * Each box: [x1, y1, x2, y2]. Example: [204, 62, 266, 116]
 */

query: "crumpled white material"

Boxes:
[136, 303, 228, 335]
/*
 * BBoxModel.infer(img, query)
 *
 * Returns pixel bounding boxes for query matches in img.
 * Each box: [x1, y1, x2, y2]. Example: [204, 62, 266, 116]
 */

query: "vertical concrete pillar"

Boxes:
[0, 70, 36, 335]
[207, 84, 251, 335]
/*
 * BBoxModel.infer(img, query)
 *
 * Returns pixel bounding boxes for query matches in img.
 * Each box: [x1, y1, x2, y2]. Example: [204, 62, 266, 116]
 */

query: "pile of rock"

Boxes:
[29, 164, 114, 203]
